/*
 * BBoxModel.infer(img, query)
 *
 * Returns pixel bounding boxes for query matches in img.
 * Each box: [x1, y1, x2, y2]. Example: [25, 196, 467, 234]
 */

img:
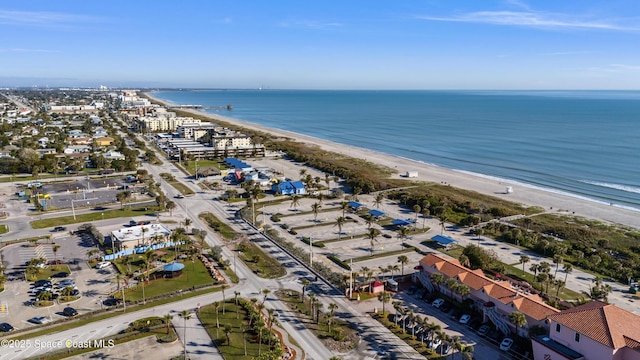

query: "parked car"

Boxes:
[428, 338, 442, 350]
[500, 338, 514, 351]
[50, 271, 69, 278]
[478, 324, 491, 336]
[174, 194, 184, 199]
[459, 314, 471, 324]
[33, 280, 52, 288]
[0, 322, 14, 332]
[440, 343, 452, 354]
[96, 261, 111, 269]
[52, 226, 67, 232]
[29, 316, 49, 324]
[439, 301, 452, 312]
[103, 297, 122, 307]
[63, 307, 78, 317]
[432, 298, 445, 308]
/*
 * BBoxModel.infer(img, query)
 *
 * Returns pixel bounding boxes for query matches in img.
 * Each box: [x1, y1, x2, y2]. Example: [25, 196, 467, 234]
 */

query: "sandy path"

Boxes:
[144, 92, 640, 230]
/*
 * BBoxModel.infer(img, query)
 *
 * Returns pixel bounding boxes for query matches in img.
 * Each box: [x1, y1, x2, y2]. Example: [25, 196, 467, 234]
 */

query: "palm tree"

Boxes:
[221, 284, 228, 313]
[184, 218, 191, 233]
[335, 216, 346, 240]
[421, 208, 430, 229]
[397, 255, 409, 276]
[378, 291, 391, 314]
[393, 301, 403, 326]
[446, 278, 459, 297]
[389, 264, 399, 280]
[439, 213, 448, 235]
[397, 226, 409, 247]
[519, 255, 530, 275]
[364, 214, 374, 229]
[374, 193, 384, 208]
[430, 273, 446, 292]
[553, 254, 564, 279]
[462, 344, 475, 360]
[367, 228, 381, 256]
[301, 278, 310, 302]
[234, 290, 240, 319]
[52, 243, 61, 263]
[311, 202, 321, 221]
[456, 284, 471, 300]
[413, 204, 421, 223]
[563, 263, 573, 283]
[180, 310, 192, 359]
[458, 254, 471, 268]
[340, 201, 349, 217]
[450, 335, 462, 358]
[509, 311, 527, 337]
[224, 324, 232, 345]
[555, 279, 566, 297]
[290, 195, 301, 211]
[262, 288, 271, 304]
[163, 313, 173, 334]
[166, 200, 176, 216]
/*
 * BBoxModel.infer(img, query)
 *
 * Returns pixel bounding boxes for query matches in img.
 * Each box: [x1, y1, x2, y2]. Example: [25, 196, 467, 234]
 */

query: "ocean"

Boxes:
[151, 90, 640, 211]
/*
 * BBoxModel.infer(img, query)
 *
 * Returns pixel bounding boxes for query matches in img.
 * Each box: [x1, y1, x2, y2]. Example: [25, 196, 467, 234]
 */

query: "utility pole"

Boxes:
[309, 237, 313, 268]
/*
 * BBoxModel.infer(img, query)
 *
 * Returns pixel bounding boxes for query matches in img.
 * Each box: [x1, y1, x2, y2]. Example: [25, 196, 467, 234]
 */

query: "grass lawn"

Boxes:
[30, 205, 160, 229]
[275, 289, 358, 350]
[119, 259, 217, 302]
[29, 265, 72, 281]
[237, 242, 286, 279]
[199, 301, 275, 359]
[350, 248, 415, 263]
[184, 159, 221, 174]
[0, 224, 8, 234]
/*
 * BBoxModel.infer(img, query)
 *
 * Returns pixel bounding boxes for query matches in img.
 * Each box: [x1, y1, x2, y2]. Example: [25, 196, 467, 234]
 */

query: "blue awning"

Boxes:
[369, 209, 386, 217]
[392, 219, 412, 226]
[163, 262, 185, 272]
[348, 201, 364, 209]
[432, 235, 458, 245]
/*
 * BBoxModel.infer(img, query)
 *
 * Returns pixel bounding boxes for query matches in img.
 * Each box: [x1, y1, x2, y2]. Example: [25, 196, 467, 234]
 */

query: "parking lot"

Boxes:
[0, 233, 116, 332]
[391, 287, 518, 359]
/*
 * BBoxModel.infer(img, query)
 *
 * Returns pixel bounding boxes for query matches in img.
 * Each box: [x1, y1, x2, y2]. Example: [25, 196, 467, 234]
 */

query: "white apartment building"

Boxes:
[138, 116, 201, 132]
[211, 129, 253, 149]
[177, 122, 219, 141]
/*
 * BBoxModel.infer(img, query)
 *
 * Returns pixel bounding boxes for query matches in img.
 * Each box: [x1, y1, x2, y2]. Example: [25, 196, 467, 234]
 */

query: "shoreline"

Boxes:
[144, 91, 640, 230]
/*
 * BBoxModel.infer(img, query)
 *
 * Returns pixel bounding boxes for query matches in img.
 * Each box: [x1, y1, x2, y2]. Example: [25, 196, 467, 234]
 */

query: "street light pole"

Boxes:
[309, 237, 313, 268]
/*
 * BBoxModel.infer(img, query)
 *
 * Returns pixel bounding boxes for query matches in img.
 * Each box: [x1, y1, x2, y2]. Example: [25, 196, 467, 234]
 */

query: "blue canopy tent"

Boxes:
[348, 201, 364, 209]
[163, 262, 185, 278]
[392, 219, 413, 227]
[432, 235, 458, 246]
[369, 209, 386, 218]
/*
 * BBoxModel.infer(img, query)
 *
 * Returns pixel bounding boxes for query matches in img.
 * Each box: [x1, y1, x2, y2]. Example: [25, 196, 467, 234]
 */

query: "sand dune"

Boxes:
[145, 92, 640, 230]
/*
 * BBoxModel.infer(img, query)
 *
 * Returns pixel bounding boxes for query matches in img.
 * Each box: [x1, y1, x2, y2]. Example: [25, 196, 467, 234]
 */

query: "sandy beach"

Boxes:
[144, 92, 640, 231]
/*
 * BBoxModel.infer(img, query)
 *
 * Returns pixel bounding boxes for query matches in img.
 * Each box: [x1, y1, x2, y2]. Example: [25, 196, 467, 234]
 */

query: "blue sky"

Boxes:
[1, 0, 639, 89]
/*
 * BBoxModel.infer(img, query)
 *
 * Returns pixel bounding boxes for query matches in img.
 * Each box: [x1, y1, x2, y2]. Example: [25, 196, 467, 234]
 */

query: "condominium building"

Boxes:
[532, 301, 640, 360]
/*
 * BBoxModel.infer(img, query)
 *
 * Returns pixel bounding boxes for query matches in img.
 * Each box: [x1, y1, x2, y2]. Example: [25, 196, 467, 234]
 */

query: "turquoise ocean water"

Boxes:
[152, 90, 640, 211]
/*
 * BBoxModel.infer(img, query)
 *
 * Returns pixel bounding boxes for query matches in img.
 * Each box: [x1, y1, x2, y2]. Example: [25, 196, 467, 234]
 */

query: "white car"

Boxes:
[429, 338, 442, 349]
[432, 298, 445, 308]
[96, 261, 111, 269]
[459, 314, 471, 324]
[500, 338, 514, 351]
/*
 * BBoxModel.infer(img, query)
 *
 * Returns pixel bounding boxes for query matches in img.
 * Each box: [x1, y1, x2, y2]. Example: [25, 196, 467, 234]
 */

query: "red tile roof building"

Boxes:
[532, 301, 640, 360]
[416, 254, 559, 336]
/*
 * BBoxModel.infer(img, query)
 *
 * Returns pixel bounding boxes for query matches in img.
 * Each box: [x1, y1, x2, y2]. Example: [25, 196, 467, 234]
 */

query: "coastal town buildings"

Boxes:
[415, 253, 560, 336]
[111, 223, 171, 250]
[135, 113, 201, 132]
[532, 301, 640, 360]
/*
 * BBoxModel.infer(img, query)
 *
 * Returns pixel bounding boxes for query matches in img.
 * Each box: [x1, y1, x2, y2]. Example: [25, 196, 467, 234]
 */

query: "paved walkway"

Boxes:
[173, 314, 224, 360]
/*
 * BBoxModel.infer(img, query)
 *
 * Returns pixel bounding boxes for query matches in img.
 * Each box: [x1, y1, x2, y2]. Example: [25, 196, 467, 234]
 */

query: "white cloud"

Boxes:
[0, 9, 103, 27]
[277, 20, 342, 29]
[0, 48, 57, 53]
[587, 64, 640, 73]
[416, 10, 638, 31]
